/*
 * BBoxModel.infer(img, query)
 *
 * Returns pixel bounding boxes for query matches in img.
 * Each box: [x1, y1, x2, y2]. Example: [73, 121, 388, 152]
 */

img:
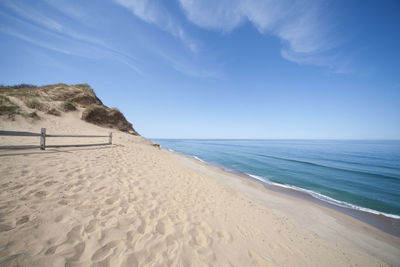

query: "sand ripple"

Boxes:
[0, 134, 398, 266]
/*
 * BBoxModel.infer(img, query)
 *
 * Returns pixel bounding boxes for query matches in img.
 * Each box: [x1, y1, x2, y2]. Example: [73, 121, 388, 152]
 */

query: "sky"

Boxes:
[0, 0, 399, 139]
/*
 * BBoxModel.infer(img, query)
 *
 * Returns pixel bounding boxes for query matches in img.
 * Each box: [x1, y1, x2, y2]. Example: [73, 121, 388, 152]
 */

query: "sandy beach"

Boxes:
[1, 113, 400, 266]
[2, 0, 400, 264]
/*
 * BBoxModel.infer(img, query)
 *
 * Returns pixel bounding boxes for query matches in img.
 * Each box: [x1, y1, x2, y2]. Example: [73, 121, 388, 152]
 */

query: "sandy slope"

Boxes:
[0, 112, 399, 266]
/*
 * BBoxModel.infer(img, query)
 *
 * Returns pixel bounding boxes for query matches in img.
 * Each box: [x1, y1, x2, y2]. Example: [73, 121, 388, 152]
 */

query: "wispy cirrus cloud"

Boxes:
[113, 0, 347, 72]
[4, 0, 63, 32]
[178, 0, 346, 72]
[0, 22, 141, 73]
[113, 0, 225, 78]
[0, 26, 77, 56]
[1, 1, 143, 74]
[113, 0, 198, 52]
[4, 1, 107, 48]
[156, 50, 222, 78]
[43, 0, 87, 23]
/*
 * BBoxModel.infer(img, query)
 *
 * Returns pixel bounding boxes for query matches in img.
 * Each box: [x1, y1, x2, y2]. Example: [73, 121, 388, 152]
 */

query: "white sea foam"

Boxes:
[247, 174, 400, 219]
[193, 156, 205, 163]
[247, 174, 267, 183]
[168, 149, 175, 152]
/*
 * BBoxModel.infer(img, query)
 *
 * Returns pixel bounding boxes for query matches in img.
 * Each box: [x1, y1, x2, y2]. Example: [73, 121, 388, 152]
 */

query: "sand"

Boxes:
[0, 112, 399, 266]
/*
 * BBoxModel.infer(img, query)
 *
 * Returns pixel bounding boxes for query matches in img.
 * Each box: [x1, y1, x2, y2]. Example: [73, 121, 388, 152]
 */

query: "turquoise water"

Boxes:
[153, 139, 400, 218]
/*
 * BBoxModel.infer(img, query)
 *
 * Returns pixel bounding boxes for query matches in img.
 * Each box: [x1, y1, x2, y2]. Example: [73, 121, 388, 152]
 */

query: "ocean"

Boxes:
[153, 139, 400, 221]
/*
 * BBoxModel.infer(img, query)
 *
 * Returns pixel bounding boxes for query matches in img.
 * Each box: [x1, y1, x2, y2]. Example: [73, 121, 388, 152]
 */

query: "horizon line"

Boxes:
[149, 138, 400, 141]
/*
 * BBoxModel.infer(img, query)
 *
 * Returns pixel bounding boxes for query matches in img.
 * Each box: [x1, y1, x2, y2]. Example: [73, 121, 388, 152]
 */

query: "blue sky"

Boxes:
[0, 0, 399, 139]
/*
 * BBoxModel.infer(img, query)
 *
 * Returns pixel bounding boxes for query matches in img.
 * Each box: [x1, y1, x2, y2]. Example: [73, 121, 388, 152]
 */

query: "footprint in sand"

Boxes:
[156, 218, 173, 235]
[137, 218, 147, 234]
[85, 219, 98, 233]
[94, 186, 106, 193]
[217, 231, 233, 244]
[248, 250, 274, 266]
[100, 208, 114, 217]
[0, 182, 10, 188]
[0, 222, 15, 232]
[45, 245, 58, 255]
[73, 186, 84, 193]
[91, 240, 125, 262]
[54, 215, 64, 223]
[65, 225, 83, 244]
[16, 215, 31, 225]
[58, 199, 69, 206]
[200, 221, 212, 233]
[21, 170, 30, 175]
[105, 196, 118, 205]
[10, 184, 24, 191]
[67, 242, 86, 261]
[75, 205, 95, 211]
[189, 228, 209, 247]
[34, 190, 48, 199]
[44, 181, 57, 187]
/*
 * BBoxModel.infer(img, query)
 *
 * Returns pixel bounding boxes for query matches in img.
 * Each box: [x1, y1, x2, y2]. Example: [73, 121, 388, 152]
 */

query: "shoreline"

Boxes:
[252, 175, 400, 237]
[1, 115, 400, 265]
[167, 148, 400, 238]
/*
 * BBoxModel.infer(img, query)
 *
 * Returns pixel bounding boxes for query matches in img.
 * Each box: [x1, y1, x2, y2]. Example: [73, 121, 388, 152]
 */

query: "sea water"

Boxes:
[153, 139, 400, 219]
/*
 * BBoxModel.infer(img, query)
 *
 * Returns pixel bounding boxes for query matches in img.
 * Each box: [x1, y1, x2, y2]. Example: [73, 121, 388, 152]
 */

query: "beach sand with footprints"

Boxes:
[1, 113, 399, 266]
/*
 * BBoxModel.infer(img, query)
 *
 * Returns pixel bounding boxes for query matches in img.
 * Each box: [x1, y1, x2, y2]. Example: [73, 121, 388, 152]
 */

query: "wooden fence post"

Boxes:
[109, 132, 112, 144]
[40, 128, 46, 150]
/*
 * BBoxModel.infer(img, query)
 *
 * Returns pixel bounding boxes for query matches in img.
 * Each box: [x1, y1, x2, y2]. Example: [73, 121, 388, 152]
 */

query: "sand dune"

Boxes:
[0, 114, 399, 266]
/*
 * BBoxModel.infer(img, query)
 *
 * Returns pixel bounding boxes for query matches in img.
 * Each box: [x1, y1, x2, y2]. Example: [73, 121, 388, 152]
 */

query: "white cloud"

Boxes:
[1, 23, 144, 74]
[281, 48, 353, 74]
[43, 0, 87, 22]
[4, 1, 63, 32]
[165, 56, 221, 78]
[179, 0, 288, 33]
[276, 9, 323, 53]
[1, 3, 143, 75]
[178, 0, 341, 70]
[4, 1, 106, 47]
[114, 0, 160, 24]
[0, 26, 77, 56]
[149, 46, 222, 78]
[114, 0, 198, 52]
[178, 0, 244, 32]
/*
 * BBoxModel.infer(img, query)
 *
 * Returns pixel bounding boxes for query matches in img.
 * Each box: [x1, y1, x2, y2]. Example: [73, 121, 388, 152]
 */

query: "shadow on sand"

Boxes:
[0, 145, 115, 157]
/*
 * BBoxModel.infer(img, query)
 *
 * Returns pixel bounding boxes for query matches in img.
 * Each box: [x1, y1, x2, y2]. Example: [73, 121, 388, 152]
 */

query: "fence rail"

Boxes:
[0, 130, 40, 137]
[0, 128, 112, 150]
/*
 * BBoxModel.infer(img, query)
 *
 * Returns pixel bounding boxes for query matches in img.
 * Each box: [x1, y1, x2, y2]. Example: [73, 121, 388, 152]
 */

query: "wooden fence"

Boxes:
[0, 128, 112, 150]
